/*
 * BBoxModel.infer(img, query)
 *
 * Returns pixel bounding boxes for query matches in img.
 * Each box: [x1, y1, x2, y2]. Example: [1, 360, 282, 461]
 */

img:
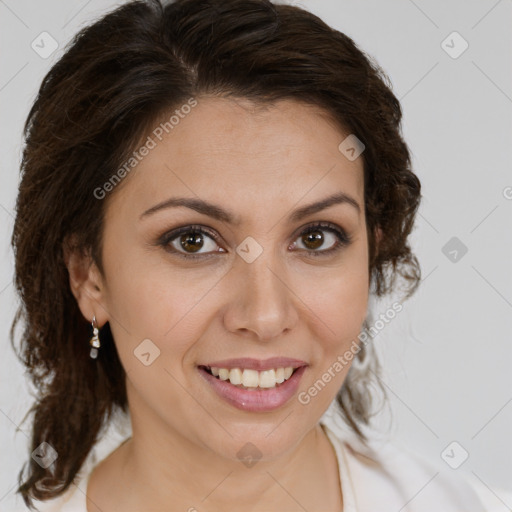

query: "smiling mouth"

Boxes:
[199, 365, 300, 390]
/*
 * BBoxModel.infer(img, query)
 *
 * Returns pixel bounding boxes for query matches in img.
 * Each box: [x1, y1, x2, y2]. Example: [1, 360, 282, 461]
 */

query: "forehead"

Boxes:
[105, 96, 365, 224]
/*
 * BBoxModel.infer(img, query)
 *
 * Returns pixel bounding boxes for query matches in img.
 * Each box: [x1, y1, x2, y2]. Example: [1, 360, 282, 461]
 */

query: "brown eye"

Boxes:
[161, 226, 224, 258]
[301, 230, 325, 250]
[159, 222, 351, 261]
[179, 232, 205, 253]
[291, 222, 352, 257]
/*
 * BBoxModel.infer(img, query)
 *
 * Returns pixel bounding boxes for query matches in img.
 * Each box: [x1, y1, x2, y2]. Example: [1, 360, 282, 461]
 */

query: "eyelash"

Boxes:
[158, 222, 352, 260]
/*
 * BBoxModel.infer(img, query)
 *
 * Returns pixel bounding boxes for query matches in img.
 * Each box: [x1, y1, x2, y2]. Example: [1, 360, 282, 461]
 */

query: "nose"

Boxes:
[223, 250, 299, 342]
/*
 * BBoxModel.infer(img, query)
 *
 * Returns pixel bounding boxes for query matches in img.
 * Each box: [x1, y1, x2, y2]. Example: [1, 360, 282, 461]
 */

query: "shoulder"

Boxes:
[29, 409, 132, 512]
[321, 421, 488, 512]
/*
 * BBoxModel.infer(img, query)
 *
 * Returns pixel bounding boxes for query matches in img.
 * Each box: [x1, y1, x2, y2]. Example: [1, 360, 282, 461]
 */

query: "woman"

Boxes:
[11, 0, 487, 510]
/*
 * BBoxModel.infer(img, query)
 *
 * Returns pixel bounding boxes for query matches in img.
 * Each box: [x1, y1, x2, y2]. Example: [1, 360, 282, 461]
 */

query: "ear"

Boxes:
[62, 235, 109, 327]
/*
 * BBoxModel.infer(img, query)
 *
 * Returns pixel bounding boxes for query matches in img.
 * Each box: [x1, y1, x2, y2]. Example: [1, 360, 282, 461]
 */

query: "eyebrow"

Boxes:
[139, 192, 361, 224]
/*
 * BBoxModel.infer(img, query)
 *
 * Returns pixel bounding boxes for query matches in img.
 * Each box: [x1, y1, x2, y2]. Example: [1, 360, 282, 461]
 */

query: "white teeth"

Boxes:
[275, 367, 285, 384]
[258, 369, 276, 388]
[207, 366, 297, 388]
[242, 369, 259, 387]
[229, 368, 243, 385]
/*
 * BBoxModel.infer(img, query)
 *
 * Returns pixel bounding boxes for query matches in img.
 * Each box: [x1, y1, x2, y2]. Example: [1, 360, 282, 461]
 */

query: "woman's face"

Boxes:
[93, 96, 370, 461]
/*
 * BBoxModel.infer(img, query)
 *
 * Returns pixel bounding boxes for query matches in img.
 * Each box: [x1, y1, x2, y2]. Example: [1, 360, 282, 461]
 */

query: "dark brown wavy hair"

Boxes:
[11, 0, 421, 508]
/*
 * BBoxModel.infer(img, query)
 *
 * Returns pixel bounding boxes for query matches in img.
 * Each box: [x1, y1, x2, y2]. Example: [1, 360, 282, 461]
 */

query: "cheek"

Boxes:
[296, 245, 369, 338]
[102, 250, 216, 376]
[317, 264, 368, 313]
[298, 269, 368, 354]
[293, 267, 369, 410]
[103, 226, 369, 366]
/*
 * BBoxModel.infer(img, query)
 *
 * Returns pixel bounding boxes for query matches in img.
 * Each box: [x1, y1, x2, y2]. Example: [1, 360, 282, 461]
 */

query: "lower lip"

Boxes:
[198, 366, 307, 412]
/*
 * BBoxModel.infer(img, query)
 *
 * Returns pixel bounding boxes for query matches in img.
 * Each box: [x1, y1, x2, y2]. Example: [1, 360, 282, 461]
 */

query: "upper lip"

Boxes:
[200, 357, 308, 371]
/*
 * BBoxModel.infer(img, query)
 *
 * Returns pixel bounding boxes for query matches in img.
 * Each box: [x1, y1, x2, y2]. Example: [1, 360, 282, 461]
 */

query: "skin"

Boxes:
[65, 96, 379, 511]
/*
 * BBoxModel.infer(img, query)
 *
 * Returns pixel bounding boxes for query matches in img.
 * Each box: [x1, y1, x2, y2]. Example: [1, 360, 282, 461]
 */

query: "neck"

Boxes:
[115, 394, 342, 511]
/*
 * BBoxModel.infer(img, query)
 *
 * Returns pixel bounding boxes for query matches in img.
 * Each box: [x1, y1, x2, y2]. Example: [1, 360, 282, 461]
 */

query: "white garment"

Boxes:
[27, 410, 493, 512]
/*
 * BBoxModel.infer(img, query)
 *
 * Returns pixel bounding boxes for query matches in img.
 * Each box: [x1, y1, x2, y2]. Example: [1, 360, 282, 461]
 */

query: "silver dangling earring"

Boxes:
[89, 315, 101, 359]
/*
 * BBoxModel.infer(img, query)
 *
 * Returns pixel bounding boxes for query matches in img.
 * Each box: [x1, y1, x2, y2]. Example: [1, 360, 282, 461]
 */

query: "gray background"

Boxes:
[1, 0, 511, 510]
